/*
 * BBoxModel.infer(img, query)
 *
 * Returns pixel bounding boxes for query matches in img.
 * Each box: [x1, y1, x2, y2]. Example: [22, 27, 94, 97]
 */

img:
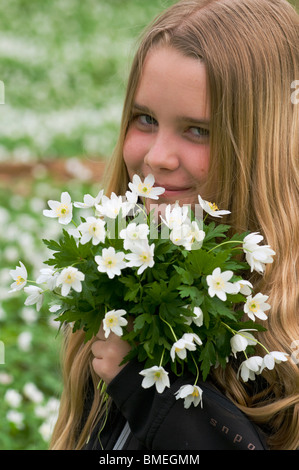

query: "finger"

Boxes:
[96, 322, 106, 341]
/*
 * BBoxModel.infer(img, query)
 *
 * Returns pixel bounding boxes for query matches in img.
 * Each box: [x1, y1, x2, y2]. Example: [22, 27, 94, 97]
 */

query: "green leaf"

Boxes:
[200, 340, 216, 381]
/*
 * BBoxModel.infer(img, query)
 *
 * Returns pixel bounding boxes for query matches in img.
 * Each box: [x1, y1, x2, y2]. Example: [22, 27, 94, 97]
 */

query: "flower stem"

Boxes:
[207, 240, 244, 253]
[191, 353, 199, 386]
[159, 348, 165, 367]
[221, 321, 271, 354]
[160, 316, 178, 342]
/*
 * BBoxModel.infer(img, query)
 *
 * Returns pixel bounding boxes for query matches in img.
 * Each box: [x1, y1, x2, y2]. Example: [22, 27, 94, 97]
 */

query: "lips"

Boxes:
[154, 181, 191, 192]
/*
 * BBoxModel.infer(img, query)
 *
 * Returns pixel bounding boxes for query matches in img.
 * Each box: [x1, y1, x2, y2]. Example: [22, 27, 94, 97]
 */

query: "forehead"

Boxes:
[135, 46, 210, 120]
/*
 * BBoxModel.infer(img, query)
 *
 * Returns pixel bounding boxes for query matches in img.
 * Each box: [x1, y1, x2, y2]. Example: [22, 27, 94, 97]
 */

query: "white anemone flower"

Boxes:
[77, 217, 106, 245]
[175, 384, 203, 409]
[125, 241, 155, 275]
[261, 351, 288, 372]
[183, 306, 204, 327]
[74, 190, 103, 209]
[206, 267, 238, 301]
[160, 203, 189, 229]
[9, 261, 27, 292]
[96, 193, 129, 219]
[36, 268, 59, 291]
[24, 285, 44, 311]
[128, 174, 165, 200]
[233, 279, 253, 296]
[243, 232, 275, 273]
[43, 192, 73, 225]
[139, 366, 170, 393]
[95, 247, 126, 279]
[56, 267, 85, 296]
[170, 336, 197, 361]
[119, 222, 149, 250]
[244, 293, 271, 321]
[103, 309, 128, 338]
[198, 195, 230, 218]
[237, 356, 263, 382]
[230, 329, 257, 357]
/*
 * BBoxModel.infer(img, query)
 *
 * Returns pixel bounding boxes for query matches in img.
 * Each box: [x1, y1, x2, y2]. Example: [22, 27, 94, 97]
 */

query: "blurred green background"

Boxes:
[0, 0, 298, 451]
[0, 0, 175, 450]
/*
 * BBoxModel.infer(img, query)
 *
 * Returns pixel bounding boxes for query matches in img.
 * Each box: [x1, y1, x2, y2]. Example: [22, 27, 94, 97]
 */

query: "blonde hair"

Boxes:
[51, 0, 299, 450]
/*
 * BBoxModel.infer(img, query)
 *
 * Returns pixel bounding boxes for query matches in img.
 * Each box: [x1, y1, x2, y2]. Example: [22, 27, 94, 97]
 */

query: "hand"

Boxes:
[91, 324, 132, 384]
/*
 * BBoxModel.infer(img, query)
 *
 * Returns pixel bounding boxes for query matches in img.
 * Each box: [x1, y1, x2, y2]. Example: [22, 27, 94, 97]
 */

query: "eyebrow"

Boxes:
[132, 103, 210, 127]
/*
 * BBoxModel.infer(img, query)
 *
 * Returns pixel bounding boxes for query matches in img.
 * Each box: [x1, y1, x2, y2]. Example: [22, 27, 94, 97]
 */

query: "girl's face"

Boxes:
[123, 46, 210, 208]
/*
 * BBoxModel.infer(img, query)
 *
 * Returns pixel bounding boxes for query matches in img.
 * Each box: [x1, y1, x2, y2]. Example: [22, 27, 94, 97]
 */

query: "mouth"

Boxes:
[154, 182, 192, 198]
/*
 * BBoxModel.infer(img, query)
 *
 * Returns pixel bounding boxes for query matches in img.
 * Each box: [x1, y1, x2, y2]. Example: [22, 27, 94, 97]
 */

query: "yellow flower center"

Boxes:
[16, 276, 25, 285]
[105, 258, 115, 268]
[138, 183, 151, 195]
[208, 202, 219, 211]
[56, 204, 69, 217]
[140, 252, 149, 262]
[192, 388, 199, 397]
[64, 273, 75, 284]
[249, 301, 259, 312]
[154, 371, 161, 380]
[105, 315, 117, 327]
[88, 223, 97, 235]
[214, 277, 225, 290]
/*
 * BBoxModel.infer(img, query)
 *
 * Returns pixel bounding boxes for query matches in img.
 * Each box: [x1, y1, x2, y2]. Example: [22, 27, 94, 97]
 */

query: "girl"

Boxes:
[50, 0, 299, 450]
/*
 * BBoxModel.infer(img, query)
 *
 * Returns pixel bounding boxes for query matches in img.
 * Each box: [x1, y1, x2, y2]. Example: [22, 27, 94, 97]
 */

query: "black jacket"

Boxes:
[84, 359, 268, 450]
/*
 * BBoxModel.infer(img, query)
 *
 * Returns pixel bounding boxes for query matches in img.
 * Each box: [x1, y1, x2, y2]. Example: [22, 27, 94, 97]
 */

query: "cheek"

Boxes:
[188, 146, 210, 182]
[123, 129, 146, 172]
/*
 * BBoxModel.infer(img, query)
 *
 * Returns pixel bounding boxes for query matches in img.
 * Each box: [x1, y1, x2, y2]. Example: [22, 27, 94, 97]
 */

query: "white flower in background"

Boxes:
[175, 384, 203, 409]
[43, 192, 73, 225]
[77, 216, 106, 245]
[4, 389, 22, 408]
[128, 174, 165, 200]
[36, 267, 59, 290]
[119, 222, 149, 250]
[56, 267, 85, 296]
[49, 304, 61, 313]
[233, 279, 253, 296]
[103, 309, 128, 338]
[183, 306, 204, 327]
[230, 329, 257, 357]
[261, 351, 289, 372]
[206, 267, 238, 301]
[17, 331, 32, 352]
[161, 203, 189, 229]
[140, 366, 170, 393]
[198, 195, 231, 218]
[9, 261, 27, 292]
[237, 356, 263, 382]
[244, 293, 271, 321]
[181, 221, 205, 250]
[96, 192, 129, 219]
[170, 335, 197, 361]
[125, 190, 139, 213]
[125, 241, 155, 274]
[243, 232, 275, 273]
[0, 373, 13, 385]
[20, 306, 38, 324]
[23, 382, 44, 403]
[95, 247, 126, 279]
[183, 332, 202, 345]
[74, 190, 103, 209]
[24, 285, 44, 311]
[6, 410, 25, 430]
[169, 223, 193, 247]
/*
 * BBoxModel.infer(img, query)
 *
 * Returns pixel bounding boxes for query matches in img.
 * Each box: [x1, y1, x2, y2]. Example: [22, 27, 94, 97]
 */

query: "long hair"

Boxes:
[51, 0, 299, 450]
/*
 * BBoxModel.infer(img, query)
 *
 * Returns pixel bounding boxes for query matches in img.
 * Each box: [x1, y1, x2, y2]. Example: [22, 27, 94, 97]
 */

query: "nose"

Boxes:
[144, 131, 180, 172]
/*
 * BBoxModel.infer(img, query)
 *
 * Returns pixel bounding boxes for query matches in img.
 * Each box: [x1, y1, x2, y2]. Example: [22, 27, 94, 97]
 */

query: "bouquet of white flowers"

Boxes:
[9, 174, 288, 409]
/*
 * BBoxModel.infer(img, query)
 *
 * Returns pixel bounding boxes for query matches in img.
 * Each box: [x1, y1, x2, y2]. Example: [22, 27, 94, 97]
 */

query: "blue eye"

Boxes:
[138, 114, 158, 126]
[189, 127, 209, 137]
